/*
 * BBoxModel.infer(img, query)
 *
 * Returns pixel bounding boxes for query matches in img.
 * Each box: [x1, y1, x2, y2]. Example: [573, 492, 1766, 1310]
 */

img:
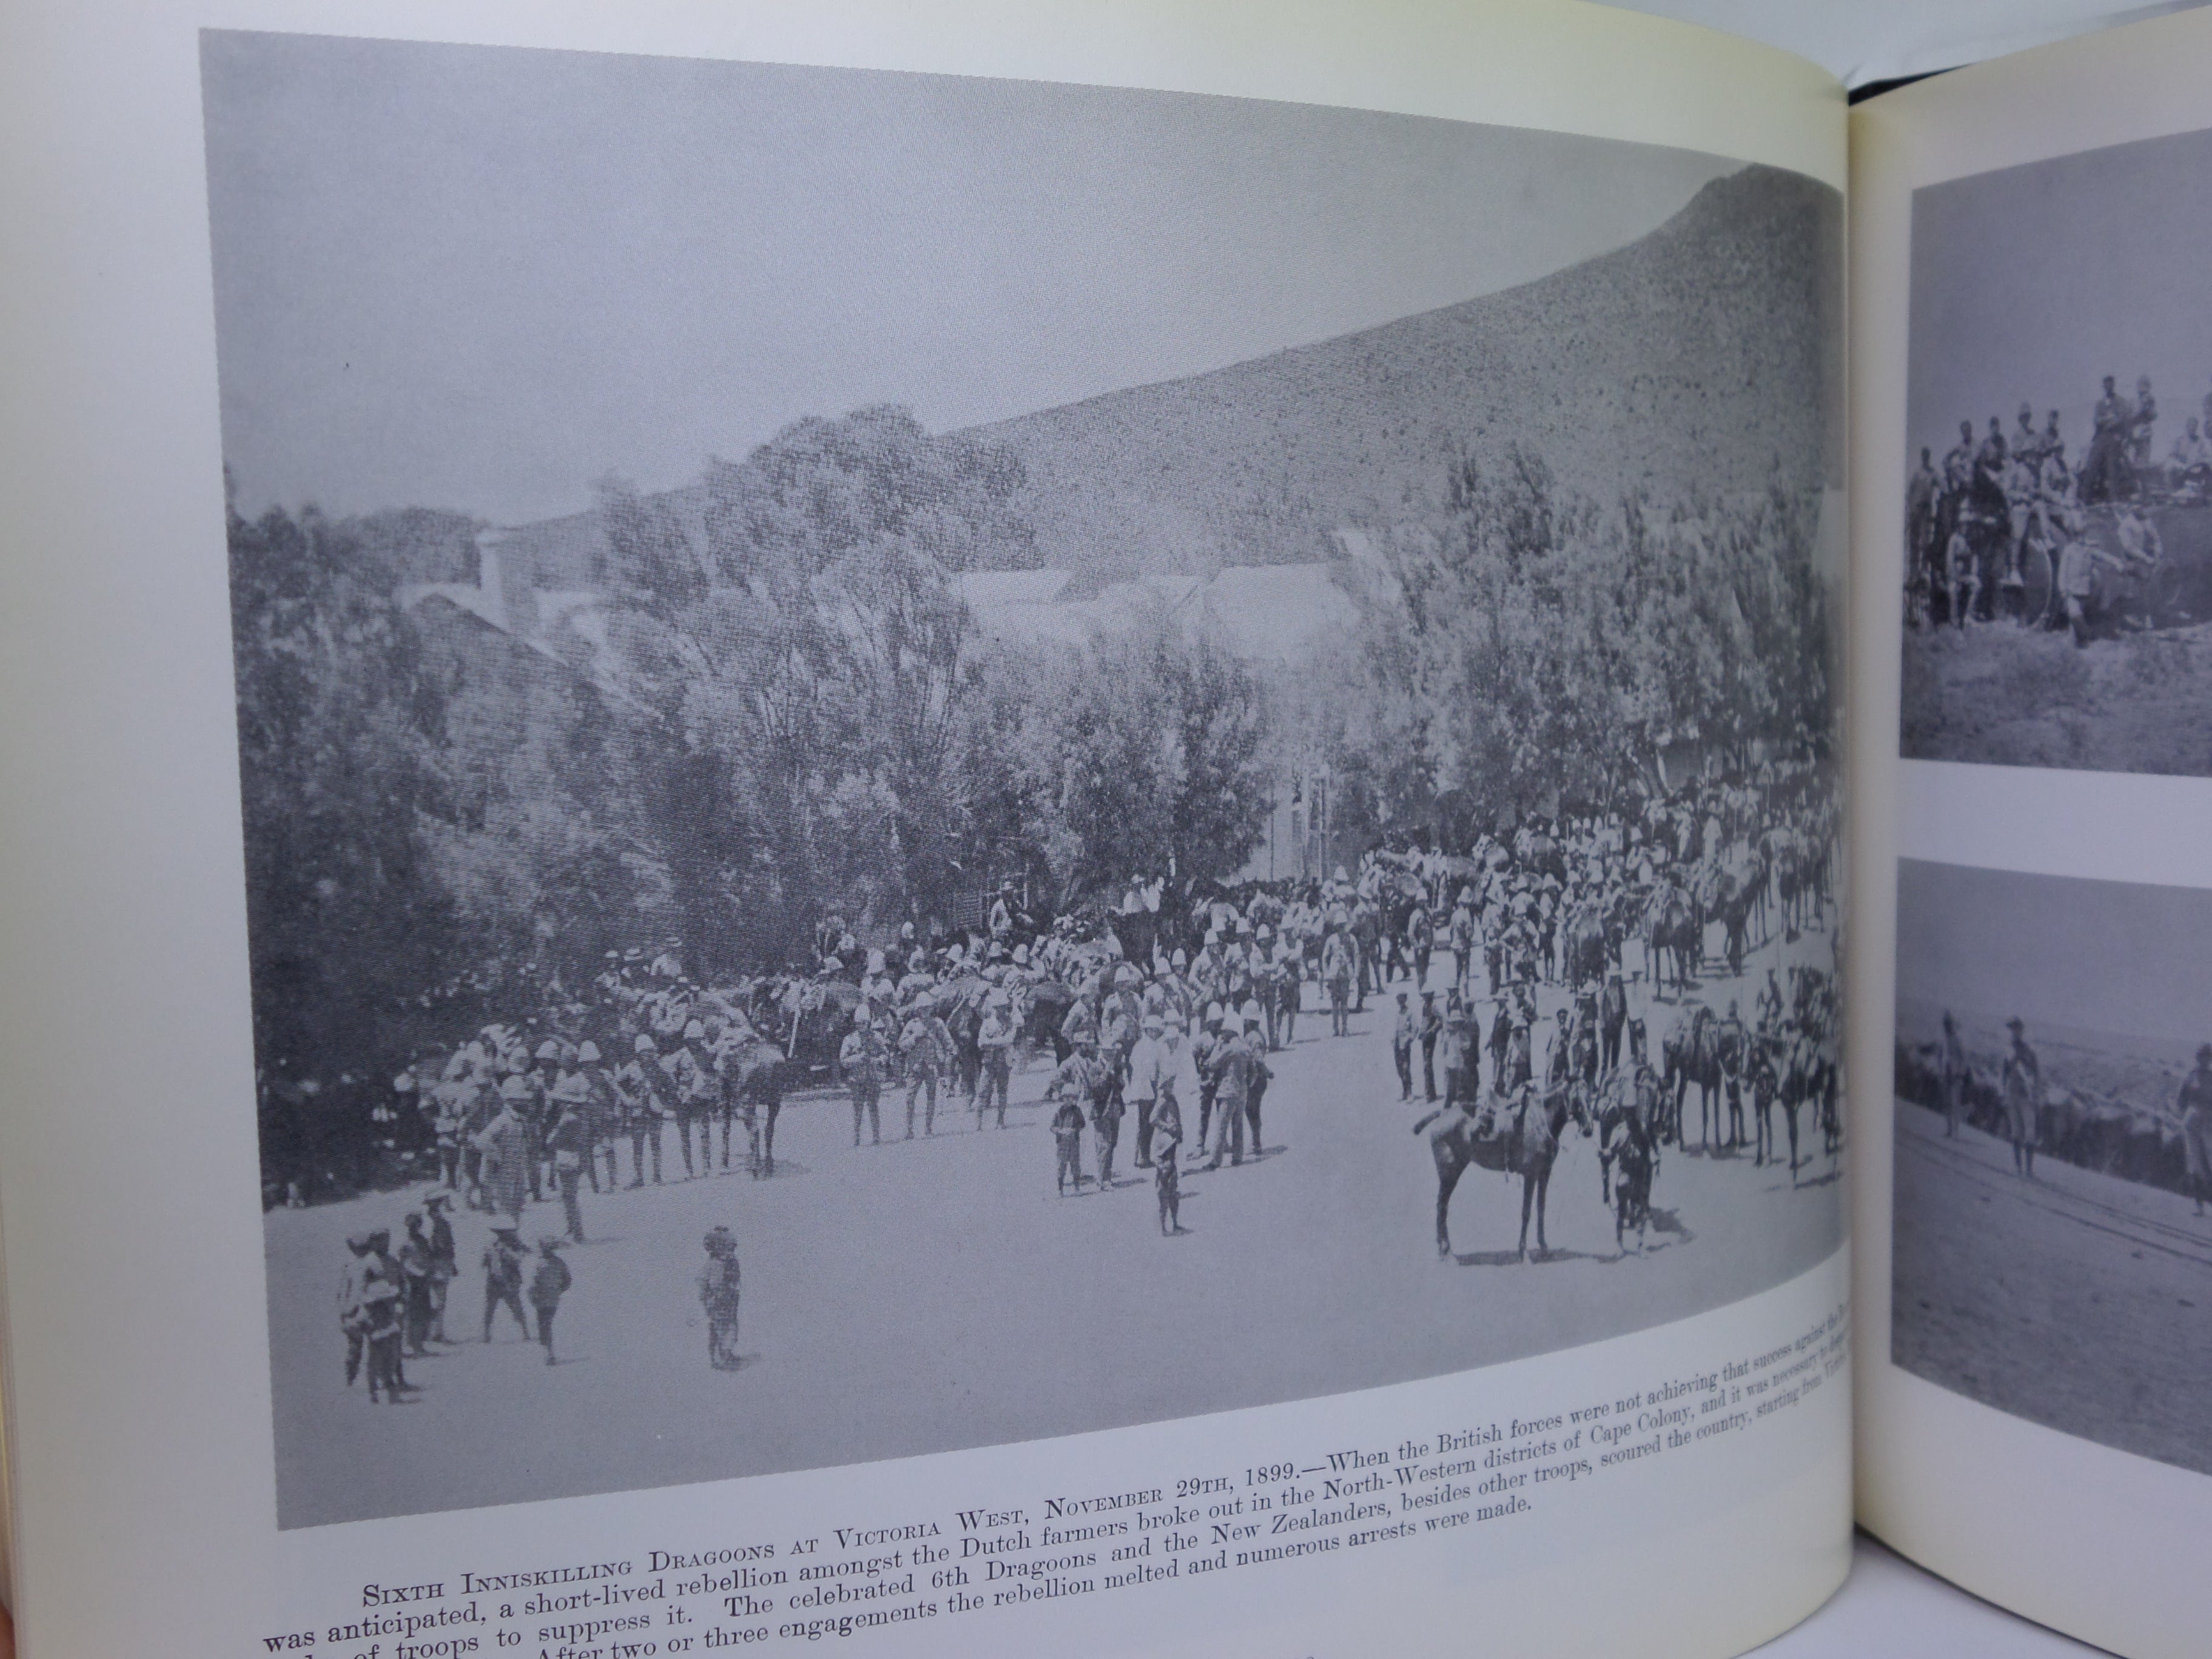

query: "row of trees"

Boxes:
[232, 409, 1835, 1145]
[1304, 446, 1836, 854]
[230, 407, 1276, 1102]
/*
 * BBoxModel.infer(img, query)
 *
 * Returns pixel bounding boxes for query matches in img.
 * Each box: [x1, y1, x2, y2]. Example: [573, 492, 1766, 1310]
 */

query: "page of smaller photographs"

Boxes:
[207, 28, 1845, 1530]
[1892, 855, 2212, 1475]
[1899, 121, 2212, 776]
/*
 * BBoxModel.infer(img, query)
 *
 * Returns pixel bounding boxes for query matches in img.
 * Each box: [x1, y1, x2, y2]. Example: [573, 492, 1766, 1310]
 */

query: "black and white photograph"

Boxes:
[207, 31, 1845, 1528]
[1900, 123, 2212, 775]
[1892, 857, 2212, 1474]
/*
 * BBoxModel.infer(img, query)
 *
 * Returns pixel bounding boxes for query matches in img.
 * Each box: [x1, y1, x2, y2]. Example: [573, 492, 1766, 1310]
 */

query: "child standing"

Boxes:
[698, 1225, 743, 1369]
[528, 1235, 572, 1366]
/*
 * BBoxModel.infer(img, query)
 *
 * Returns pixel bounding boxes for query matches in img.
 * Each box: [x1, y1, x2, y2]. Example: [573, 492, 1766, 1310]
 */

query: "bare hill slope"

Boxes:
[976, 163, 1841, 579]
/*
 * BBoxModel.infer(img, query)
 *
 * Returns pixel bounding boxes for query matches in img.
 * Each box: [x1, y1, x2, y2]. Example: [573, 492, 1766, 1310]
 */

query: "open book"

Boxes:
[0, 2, 2205, 1655]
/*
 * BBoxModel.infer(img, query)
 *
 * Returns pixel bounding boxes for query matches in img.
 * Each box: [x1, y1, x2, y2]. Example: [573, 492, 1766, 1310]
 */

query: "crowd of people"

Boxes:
[323, 762, 1837, 1399]
[1903, 373, 2212, 642]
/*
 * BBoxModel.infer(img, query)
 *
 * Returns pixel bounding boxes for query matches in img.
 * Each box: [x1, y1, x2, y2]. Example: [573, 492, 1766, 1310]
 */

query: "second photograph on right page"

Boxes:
[1900, 122, 2212, 775]
[1891, 855, 2212, 1476]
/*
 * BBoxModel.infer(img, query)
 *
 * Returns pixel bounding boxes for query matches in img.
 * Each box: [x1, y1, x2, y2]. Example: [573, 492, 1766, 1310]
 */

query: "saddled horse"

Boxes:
[1415, 1080, 1591, 1261]
[724, 1039, 799, 1178]
[1644, 883, 1700, 994]
[1561, 905, 1609, 993]
[1021, 979, 1076, 1065]
[1663, 1004, 1727, 1150]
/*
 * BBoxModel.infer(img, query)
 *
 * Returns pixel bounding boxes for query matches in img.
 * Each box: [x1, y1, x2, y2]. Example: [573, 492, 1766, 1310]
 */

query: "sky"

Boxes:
[1894, 857, 2212, 1047]
[201, 30, 1737, 527]
[1907, 121, 2212, 467]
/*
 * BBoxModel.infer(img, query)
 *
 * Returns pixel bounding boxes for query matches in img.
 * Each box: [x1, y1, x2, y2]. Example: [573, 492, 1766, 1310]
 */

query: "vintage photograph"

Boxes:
[1900, 123, 2212, 774]
[1893, 858, 2212, 1474]
[206, 32, 1845, 1527]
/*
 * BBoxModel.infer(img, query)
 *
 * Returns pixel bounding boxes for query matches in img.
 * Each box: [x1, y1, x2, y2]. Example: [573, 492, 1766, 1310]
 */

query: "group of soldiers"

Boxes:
[326, 765, 1833, 1398]
[1905, 374, 2206, 640]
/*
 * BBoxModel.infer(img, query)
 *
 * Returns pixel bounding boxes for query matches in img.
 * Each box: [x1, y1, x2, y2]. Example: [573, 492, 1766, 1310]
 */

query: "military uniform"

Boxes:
[840, 1024, 886, 1145]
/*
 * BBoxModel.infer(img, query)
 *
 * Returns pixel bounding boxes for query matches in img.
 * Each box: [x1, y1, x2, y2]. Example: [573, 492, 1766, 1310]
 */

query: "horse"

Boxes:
[1021, 980, 1076, 1066]
[1562, 906, 1609, 993]
[1415, 1080, 1591, 1261]
[724, 1039, 798, 1178]
[1663, 1004, 1725, 1150]
[1644, 885, 1700, 994]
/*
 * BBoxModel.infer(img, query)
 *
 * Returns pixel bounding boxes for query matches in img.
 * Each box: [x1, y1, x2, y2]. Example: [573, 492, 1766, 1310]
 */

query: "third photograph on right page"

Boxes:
[1900, 122, 2212, 774]
[1891, 855, 2212, 1474]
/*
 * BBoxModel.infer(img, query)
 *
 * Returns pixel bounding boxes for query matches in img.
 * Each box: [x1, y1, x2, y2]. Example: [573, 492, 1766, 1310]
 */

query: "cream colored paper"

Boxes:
[0, 3, 1846, 1654]
[1850, 12, 2212, 1657]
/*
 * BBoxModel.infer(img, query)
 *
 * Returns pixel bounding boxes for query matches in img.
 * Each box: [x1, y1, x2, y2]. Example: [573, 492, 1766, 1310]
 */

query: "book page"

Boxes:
[1850, 11, 2212, 1656]
[0, 2, 1846, 1654]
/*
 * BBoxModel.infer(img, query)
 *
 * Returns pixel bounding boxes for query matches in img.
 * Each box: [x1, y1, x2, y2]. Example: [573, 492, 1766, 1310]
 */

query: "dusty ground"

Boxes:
[1891, 1096, 2212, 1473]
[1899, 618, 2212, 775]
[267, 922, 1843, 1528]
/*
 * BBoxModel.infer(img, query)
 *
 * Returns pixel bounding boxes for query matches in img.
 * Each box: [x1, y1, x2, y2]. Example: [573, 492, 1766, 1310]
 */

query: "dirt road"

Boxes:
[268, 927, 1842, 1527]
[1892, 1097, 2212, 1473]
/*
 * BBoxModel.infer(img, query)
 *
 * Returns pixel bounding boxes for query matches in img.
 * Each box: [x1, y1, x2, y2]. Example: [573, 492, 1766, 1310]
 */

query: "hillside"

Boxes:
[474, 164, 1839, 594]
[974, 163, 1842, 580]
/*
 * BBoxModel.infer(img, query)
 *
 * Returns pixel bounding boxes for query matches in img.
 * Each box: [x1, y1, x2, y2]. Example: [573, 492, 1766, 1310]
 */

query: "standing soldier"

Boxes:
[429, 1068, 469, 1192]
[1321, 927, 1356, 1038]
[1391, 990, 1416, 1101]
[545, 1093, 593, 1244]
[473, 1076, 533, 1224]
[1939, 1010, 1969, 1138]
[1241, 1009, 1273, 1156]
[2000, 1016, 2042, 1178]
[398, 1211, 440, 1360]
[2084, 375, 2132, 503]
[458, 1056, 498, 1211]
[1905, 446, 1939, 625]
[1407, 896, 1433, 991]
[1092, 1042, 1128, 1188]
[2177, 1044, 2212, 1218]
[841, 1014, 887, 1146]
[1600, 972, 1628, 1076]
[528, 1039, 565, 1203]
[1449, 899, 1476, 993]
[1127, 1013, 1168, 1168]
[338, 1231, 372, 1389]
[1191, 1004, 1225, 1149]
[574, 1040, 618, 1192]
[546, 1047, 598, 1193]
[974, 991, 1017, 1130]
[1207, 1017, 1259, 1169]
[1417, 989, 1442, 1102]
[662, 1020, 715, 1178]
[699, 1225, 743, 1369]
[614, 1034, 666, 1186]
[1352, 898, 1381, 1011]
[1433, 999, 1469, 1119]
[423, 1191, 457, 1343]
[359, 1229, 409, 1404]
[1717, 1000, 1748, 1150]
[900, 994, 953, 1139]
[1273, 934, 1303, 1048]
[1545, 1006, 1573, 1087]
